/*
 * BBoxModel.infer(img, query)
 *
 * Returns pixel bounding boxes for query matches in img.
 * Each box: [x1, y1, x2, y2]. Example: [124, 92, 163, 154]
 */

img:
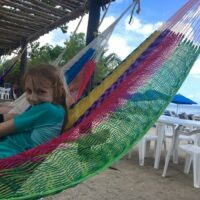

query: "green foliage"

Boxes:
[0, 31, 121, 88]
[29, 42, 64, 65]
[94, 50, 121, 85]
[0, 59, 20, 85]
[4, 63, 20, 84]
[61, 33, 86, 65]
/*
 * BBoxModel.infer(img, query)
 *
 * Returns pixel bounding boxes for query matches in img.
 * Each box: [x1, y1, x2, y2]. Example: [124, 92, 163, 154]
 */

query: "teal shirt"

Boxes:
[0, 102, 65, 159]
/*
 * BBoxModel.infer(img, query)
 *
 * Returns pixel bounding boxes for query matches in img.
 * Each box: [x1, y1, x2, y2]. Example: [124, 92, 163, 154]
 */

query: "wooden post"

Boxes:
[85, 0, 101, 92]
[19, 38, 27, 93]
[86, 0, 101, 45]
[0, 49, 4, 57]
[20, 38, 27, 77]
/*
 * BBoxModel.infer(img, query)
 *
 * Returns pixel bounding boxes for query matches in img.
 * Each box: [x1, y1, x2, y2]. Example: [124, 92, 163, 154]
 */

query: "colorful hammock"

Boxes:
[0, 0, 200, 199]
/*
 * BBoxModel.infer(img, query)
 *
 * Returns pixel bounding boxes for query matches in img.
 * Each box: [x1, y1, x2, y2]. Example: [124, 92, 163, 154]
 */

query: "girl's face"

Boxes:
[25, 77, 54, 105]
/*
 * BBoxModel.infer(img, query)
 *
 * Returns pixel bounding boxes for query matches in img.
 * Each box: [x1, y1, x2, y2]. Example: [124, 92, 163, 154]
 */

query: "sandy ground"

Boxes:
[45, 147, 200, 200]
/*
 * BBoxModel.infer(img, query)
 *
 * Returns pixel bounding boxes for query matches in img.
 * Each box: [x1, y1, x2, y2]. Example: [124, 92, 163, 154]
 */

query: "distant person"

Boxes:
[9, 87, 14, 100]
[12, 84, 20, 99]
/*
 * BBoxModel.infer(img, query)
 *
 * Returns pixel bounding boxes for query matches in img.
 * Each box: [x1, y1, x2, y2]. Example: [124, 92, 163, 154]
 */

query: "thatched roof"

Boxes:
[0, 0, 113, 57]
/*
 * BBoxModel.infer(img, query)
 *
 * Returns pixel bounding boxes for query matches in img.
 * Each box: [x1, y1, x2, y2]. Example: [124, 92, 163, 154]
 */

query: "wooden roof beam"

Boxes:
[0, 6, 53, 24]
[0, 39, 16, 45]
[0, 33, 21, 40]
[0, 27, 31, 37]
[0, 0, 59, 20]
[12, 0, 65, 18]
[0, 36, 18, 43]
[28, 4, 87, 42]
[50, 0, 77, 11]
[0, 13, 47, 28]
[0, 20, 38, 32]
[27, 0, 70, 16]
[0, 7, 53, 25]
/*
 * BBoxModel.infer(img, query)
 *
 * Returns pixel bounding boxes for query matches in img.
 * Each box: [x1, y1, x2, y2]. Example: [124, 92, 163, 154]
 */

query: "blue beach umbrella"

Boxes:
[172, 94, 197, 105]
[171, 94, 197, 114]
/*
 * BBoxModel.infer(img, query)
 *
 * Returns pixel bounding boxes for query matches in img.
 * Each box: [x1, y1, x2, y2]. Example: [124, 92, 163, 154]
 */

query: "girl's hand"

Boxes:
[0, 119, 16, 138]
[0, 106, 13, 114]
[3, 113, 18, 121]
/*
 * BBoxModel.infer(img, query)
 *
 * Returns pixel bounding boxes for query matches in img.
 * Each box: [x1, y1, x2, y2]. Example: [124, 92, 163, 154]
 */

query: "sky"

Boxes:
[37, 0, 200, 103]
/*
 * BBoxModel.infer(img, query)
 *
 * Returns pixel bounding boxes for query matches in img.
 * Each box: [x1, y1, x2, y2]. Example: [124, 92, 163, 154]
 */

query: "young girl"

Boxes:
[0, 64, 69, 159]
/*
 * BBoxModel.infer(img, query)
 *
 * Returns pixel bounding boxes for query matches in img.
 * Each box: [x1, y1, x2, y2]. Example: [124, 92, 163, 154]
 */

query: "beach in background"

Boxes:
[166, 103, 200, 115]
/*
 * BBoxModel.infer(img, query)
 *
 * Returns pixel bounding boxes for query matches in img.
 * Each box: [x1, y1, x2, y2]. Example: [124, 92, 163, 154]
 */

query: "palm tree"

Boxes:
[94, 50, 121, 85]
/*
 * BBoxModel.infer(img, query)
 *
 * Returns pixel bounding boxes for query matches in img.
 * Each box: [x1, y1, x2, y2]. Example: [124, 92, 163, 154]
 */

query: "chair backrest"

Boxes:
[191, 131, 200, 146]
[164, 125, 174, 137]
[178, 112, 189, 120]
[179, 129, 200, 146]
[5, 88, 10, 93]
[192, 115, 200, 121]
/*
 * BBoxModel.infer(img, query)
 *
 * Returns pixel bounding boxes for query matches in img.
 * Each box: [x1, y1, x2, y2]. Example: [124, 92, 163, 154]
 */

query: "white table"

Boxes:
[154, 115, 200, 176]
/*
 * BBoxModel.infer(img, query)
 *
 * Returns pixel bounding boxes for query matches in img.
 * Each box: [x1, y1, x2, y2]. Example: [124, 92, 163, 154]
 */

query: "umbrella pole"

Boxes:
[176, 104, 179, 115]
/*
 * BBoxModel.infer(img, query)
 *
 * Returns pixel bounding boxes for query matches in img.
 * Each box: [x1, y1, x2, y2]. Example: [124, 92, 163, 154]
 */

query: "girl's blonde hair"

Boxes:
[23, 63, 70, 113]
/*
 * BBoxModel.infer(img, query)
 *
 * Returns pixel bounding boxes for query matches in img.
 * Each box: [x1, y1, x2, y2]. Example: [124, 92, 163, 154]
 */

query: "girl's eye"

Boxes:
[26, 89, 32, 94]
[37, 90, 46, 94]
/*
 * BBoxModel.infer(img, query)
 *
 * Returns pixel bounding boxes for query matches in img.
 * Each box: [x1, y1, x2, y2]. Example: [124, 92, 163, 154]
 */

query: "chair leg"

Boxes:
[184, 153, 192, 174]
[162, 148, 172, 177]
[163, 140, 167, 155]
[127, 151, 132, 159]
[146, 141, 151, 157]
[173, 138, 179, 164]
[193, 153, 200, 188]
[139, 139, 146, 166]
[154, 125, 165, 169]
[162, 134, 176, 177]
[153, 141, 157, 157]
[173, 150, 179, 164]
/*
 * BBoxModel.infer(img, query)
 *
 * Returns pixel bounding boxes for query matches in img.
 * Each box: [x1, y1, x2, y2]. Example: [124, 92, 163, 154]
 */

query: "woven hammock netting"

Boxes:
[0, 0, 200, 199]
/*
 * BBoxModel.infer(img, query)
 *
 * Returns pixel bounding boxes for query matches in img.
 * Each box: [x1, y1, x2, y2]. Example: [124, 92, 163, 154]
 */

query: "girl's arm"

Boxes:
[0, 119, 16, 138]
[0, 106, 14, 114]
[4, 113, 18, 121]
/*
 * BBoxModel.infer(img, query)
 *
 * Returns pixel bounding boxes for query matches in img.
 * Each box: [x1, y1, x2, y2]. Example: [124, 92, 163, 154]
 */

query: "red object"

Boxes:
[77, 60, 96, 100]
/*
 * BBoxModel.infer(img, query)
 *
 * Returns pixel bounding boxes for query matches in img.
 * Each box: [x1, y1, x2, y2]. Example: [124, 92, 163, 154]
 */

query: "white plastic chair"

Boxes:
[138, 133, 158, 166]
[0, 87, 11, 100]
[128, 126, 166, 166]
[192, 115, 200, 121]
[4, 88, 11, 100]
[164, 125, 194, 164]
[0, 87, 4, 100]
[179, 131, 200, 188]
[134, 124, 194, 167]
